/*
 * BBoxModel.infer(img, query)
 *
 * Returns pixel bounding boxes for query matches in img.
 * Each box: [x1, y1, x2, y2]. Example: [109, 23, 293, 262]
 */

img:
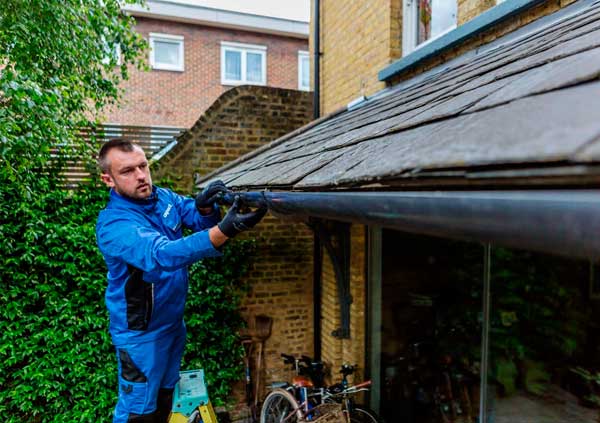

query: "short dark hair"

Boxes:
[98, 138, 142, 173]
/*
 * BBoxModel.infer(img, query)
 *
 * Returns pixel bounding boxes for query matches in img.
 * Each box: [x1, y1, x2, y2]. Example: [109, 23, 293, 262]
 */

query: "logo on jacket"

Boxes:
[163, 204, 173, 218]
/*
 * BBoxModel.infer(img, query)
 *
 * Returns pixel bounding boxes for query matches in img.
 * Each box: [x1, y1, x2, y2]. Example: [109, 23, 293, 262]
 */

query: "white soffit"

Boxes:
[122, 0, 309, 39]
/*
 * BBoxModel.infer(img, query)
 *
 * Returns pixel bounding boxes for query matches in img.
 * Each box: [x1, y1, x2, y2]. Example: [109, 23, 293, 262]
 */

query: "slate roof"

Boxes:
[200, 0, 600, 191]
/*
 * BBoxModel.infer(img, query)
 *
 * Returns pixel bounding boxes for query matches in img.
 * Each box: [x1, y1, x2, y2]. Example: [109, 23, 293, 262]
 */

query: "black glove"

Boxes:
[195, 180, 229, 214]
[218, 196, 267, 238]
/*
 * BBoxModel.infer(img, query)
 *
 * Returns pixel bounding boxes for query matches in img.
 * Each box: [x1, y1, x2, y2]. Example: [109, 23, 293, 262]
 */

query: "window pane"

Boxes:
[488, 249, 599, 423]
[377, 230, 482, 423]
[154, 40, 180, 66]
[418, 0, 457, 45]
[225, 50, 242, 81]
[301, 56, 310, 88]
[246, 52, 263, 83]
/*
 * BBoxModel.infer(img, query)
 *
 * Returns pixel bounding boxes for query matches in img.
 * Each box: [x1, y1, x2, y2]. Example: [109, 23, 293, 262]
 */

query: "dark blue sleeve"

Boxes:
[96, 213, 222, 273]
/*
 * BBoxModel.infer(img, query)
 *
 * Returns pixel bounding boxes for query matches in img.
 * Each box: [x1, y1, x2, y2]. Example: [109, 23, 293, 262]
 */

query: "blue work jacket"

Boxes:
[96, 186, 222, 346]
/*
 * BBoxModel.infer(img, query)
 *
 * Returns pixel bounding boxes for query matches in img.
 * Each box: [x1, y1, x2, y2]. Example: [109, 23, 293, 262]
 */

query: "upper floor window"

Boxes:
[101, 31, 121, 66]
[220, 41, 267, 86]
[402, 0, 457, 56]
[298, 51, 310, 91]
[102, 42, 121, 66]
[149, 33, 184, 72]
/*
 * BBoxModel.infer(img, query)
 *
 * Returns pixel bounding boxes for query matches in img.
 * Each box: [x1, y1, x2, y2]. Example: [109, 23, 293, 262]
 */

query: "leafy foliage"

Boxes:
[0, 2, 145, 420]
[0, 184, 117, 422]
[183, 240, 255, 406]
[0, 0, 147, 194]
[0, 2, 254, 421]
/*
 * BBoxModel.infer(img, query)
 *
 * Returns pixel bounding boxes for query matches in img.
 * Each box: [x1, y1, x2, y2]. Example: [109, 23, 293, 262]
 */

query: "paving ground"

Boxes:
[493, 386, 599, 423]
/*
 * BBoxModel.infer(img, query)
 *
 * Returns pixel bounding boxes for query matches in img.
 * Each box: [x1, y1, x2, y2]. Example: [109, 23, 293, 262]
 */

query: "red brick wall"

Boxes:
[104, 17, 308, 128]
[155, 85, 313, 192]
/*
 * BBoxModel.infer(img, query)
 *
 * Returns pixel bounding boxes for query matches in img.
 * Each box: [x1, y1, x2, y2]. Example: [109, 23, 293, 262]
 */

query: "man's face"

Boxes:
[101, 147, 153, 200]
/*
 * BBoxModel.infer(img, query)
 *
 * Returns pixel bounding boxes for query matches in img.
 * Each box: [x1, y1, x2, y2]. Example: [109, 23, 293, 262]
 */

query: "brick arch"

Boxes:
[154, 85, 313, 192]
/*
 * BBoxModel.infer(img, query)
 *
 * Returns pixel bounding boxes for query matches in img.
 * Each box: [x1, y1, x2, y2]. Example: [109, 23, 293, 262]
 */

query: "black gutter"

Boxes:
[313, 0, 320, 119]
[231, 190, 600, 260]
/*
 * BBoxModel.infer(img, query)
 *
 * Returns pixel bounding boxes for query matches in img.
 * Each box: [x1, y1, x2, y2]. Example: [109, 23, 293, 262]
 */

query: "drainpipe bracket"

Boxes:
[308, 219, 352, 339]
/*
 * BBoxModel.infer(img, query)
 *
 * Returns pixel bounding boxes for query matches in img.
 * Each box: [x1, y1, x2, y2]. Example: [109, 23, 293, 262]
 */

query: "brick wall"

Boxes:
[458, 0, 497, 25]
[239, 217, 314, 400]
[312, 0, 402, 115]
[320, 224, 367, 388]
[154, 85, 313, 192]
[104, 17, 308, 128]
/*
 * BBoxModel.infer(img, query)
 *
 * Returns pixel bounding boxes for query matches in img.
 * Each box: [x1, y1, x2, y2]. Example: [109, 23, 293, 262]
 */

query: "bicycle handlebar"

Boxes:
[281, 353, 295, 365]
[353, 380, 372, 389]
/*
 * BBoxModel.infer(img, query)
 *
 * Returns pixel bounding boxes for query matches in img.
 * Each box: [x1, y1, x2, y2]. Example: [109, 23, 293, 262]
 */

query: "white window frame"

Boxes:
[402, 0, 457, 57]
[149, 33, 184, 72]
[298, 51, 310, 91]
[101, 32, 121, 66]
[101, 43, 121, 66]
[220, 41, 267, 86]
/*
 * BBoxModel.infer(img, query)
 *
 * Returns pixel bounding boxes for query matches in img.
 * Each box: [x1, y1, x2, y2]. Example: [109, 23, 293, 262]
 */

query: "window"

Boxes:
[402, 0, 457, 56]
[220, 41, 267, 86]
[102, 43, 121, 66]
[149, 33, 184, 71]
[298, 51, 310, 91]
[101, 32, 121, 66]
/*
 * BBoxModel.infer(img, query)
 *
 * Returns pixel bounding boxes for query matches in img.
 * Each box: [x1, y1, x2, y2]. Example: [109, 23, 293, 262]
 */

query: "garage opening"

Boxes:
[369, 228, 600, 422]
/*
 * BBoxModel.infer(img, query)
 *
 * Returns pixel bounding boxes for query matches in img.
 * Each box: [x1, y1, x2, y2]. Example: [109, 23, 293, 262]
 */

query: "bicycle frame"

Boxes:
[263, 354, 380, 423]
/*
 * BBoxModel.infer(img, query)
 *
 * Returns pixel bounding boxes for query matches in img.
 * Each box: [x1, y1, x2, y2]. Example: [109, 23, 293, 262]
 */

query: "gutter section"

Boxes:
[233, 190, 600, 260]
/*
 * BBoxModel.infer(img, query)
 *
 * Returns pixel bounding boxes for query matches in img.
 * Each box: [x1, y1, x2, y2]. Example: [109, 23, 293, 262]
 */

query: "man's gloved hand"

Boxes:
[218, 196, 267, 238]
[195, 180, 229, 215]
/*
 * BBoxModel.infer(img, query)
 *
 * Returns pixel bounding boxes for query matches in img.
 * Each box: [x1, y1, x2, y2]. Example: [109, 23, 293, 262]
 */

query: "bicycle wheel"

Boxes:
[348, 405, 384, 423]
[260, 388, 303, 423]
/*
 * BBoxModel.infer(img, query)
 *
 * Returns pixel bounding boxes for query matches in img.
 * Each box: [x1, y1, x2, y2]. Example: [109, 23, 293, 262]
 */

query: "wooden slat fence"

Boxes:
[62, 124, 185, 185]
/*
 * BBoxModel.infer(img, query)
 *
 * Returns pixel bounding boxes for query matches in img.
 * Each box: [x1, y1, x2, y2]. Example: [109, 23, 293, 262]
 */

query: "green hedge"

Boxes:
[0, 181, 254, 422]
[1, 3, 253, 420]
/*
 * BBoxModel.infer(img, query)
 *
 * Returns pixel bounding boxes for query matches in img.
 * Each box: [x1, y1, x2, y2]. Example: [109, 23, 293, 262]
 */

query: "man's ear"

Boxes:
[101, 172, 115, 188]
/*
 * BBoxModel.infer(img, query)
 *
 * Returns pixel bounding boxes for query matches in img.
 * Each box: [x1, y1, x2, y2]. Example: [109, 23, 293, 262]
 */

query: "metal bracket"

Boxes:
[309, 219, 352, 339]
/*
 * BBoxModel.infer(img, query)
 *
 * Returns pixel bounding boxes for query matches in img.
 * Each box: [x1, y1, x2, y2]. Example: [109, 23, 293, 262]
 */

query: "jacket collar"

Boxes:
[109, 186, 159, 209]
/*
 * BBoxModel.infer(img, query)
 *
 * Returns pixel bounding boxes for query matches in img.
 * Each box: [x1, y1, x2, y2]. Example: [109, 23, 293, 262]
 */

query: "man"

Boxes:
[95, 139, 266, 423]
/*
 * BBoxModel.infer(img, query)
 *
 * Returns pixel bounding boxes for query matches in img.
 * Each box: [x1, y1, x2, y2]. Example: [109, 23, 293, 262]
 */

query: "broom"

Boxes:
[252, 314, 273, 408]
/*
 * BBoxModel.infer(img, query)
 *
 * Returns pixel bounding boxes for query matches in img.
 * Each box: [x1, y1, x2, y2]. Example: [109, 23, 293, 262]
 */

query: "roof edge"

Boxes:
[122, 0, 309, 39]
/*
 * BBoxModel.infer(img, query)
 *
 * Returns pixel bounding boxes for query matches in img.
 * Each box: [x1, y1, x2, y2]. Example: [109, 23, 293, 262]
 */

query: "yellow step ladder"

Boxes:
[169, 369, 218, 423]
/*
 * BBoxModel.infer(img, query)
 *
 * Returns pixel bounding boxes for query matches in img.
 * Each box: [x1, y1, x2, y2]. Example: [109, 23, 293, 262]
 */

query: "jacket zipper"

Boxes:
[145, 283, 154, 327]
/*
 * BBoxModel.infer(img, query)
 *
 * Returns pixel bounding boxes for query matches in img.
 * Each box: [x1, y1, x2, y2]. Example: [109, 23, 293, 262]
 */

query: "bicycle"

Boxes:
[260, 354, 383, 423]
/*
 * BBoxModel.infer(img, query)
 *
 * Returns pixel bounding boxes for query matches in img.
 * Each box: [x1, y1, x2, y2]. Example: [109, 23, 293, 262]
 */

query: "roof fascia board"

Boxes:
[122, 0, 309, 39]
[378, 0, 545, 82]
